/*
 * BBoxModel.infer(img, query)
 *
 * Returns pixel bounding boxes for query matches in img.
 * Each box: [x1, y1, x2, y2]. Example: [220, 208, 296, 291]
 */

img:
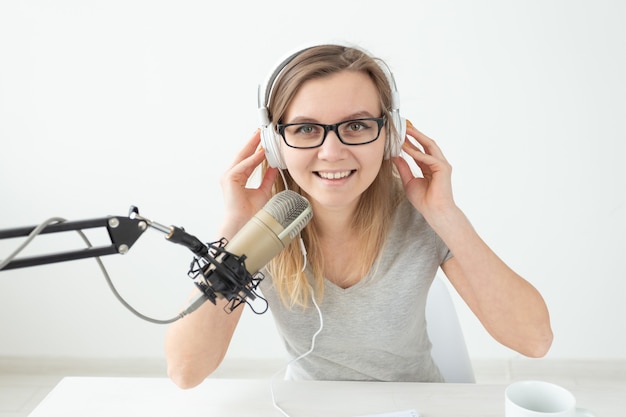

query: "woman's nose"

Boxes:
[317, 131, 346, 160]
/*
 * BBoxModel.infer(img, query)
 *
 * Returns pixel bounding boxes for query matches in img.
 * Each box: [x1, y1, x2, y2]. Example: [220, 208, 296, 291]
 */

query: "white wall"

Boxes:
[1, 1, 625, 364]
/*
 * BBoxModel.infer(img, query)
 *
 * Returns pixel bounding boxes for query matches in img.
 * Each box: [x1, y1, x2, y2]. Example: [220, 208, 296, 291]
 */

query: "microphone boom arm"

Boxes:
[0, 206, 250, 323]
[1, 206, 268, 315]
[0, 211, 149, 271]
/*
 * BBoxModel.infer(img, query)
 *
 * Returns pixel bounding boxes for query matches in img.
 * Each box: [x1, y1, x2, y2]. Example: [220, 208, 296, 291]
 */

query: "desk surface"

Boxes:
[27, 376, 621, 417]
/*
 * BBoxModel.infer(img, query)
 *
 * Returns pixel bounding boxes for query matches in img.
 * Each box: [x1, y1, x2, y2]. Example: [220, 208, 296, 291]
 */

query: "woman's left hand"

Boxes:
[392, 121, 456, 219]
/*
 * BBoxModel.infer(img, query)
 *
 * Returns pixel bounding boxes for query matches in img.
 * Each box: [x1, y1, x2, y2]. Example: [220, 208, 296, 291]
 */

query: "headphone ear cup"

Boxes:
[260, 123, 287, 169]
[385, 111, 406, 158]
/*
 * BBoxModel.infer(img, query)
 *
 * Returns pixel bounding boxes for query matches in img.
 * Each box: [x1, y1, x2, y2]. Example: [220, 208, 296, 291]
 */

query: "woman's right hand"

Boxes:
[219, 129, 278, 239]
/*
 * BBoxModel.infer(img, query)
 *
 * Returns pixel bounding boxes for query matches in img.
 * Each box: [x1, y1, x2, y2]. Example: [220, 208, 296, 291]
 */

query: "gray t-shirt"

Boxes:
[259, 198, 452, 382]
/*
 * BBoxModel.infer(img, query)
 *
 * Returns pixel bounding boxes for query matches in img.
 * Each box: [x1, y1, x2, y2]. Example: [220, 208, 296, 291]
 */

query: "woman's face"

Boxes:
[281, 70, 386, 212]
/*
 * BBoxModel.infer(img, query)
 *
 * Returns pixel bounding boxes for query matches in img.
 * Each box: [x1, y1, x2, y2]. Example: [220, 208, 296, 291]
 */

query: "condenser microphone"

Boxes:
[181, 190, 312, 315]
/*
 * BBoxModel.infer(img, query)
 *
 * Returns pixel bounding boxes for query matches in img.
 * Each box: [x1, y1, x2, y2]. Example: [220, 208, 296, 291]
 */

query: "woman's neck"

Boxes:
[314, 205, 371, 288]
[311, 202, 357, 240]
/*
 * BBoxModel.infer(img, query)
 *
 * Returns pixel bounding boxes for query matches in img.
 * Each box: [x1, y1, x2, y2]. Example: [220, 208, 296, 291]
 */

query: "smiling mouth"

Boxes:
[315, 170, 355, 180]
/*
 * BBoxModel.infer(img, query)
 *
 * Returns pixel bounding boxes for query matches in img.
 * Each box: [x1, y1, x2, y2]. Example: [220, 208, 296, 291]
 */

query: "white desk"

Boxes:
[27, 377, 621, 417]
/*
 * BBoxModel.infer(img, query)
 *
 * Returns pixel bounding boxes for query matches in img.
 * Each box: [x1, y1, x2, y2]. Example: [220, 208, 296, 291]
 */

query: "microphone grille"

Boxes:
[264, 190, 312, 232]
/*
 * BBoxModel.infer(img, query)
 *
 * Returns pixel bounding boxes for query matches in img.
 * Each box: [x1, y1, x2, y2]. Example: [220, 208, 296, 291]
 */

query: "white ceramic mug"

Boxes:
[505, 380, 595, 417]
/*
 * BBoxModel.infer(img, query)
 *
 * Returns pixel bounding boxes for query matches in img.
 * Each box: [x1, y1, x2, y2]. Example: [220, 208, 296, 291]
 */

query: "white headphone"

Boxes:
[257, 43, 406, 169]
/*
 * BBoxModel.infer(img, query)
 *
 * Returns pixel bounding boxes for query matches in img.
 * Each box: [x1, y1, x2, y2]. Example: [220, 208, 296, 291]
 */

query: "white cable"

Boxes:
[298, 237, 307, 272]
[270, 285, 324, 417]
[278, 168, 289, 191]
[267, 168, 319, 414]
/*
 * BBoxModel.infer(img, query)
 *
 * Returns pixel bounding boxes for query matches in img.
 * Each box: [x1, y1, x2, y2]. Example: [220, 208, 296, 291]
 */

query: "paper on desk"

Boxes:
[353, 410, 419, 417]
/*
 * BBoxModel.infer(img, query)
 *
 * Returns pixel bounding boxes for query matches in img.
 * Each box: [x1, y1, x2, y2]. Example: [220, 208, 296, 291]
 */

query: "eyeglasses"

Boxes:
[277, 117, 385, 149]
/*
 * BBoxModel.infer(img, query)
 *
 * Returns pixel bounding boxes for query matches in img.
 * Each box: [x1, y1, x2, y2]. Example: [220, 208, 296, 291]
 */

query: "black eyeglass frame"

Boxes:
[276, 117, 386, 149]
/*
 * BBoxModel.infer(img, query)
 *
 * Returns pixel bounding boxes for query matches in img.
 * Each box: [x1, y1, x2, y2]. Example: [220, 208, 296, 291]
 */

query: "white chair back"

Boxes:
[425, 275, 475, 383]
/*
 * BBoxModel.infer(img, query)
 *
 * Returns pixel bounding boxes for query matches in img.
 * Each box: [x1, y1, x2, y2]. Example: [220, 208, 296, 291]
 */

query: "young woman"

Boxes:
[165, 44, 553, 388]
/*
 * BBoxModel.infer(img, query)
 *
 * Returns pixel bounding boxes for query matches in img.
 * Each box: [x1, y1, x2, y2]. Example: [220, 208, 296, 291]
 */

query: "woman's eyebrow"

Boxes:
[286, 111, 378, 124]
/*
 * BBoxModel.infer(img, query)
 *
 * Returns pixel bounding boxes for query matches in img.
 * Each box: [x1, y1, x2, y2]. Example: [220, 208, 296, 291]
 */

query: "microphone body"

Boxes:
[225, 209, 289, 275]
[183, 190, 312, 315]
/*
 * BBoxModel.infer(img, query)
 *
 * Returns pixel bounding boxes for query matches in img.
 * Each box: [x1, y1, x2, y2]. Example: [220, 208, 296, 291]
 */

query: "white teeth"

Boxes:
[318, 171, 351, 179]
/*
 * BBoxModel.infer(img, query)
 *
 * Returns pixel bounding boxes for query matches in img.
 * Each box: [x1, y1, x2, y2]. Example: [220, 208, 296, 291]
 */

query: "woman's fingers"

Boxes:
[402, 122, 451, 177]
[405, 121, 445, 160]
[221, 130, 266, 187]
[227, 129, 262, 169]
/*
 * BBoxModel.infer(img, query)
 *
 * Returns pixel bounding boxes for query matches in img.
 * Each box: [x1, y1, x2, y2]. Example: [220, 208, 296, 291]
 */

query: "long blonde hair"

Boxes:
[264, 45, 404, 307]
